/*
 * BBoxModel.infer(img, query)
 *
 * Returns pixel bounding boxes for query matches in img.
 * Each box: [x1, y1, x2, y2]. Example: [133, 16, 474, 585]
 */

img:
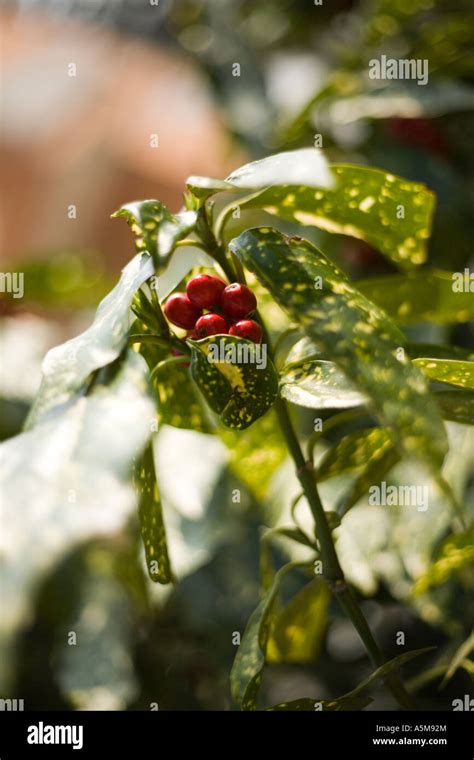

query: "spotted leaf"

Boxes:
[317, 428, 396, 482]
[230, 227, 448, 470]
[413, 358, 474, 390]
[186, 148, 334, 202]
[240, 165, 434, 267]
[135, 328, 211, 433]
[112, 200, 197, 268]
[134, 441, 172, 584]
[435, 390, 474, 425]
[188, 335, 279, 431]
[358, 269, 474, 325]
[230, 562, 305, 710]
[280, 359, 368, 409]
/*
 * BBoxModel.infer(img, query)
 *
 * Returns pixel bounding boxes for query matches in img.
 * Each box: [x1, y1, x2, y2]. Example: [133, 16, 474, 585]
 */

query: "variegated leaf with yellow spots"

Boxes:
[358, 269, 474, 325]
[112, 200, 197, 268]
[230, 227, 448, 470]
[413, 358, 474, 390]
[135, 324, 211, 434]
[280, 359, 368, 409]
[134, 440, 172, 584]
[188, 335, 279, 430]
[317, 428, 396, 482]
[239, 165, 434, 267]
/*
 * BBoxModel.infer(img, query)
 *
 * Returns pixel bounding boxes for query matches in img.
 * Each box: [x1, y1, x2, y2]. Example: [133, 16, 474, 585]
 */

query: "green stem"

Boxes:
[275, 397, 416, 710]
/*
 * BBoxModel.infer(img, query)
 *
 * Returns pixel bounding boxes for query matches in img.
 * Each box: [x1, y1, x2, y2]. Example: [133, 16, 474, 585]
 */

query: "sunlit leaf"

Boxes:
[56, 550, 139, 709]
[338, 445, 401, 517]
[188, 335, 279, 430]
[412, 527, 474, 596]
[219, 411, 286, 500]
[267, 579, 329, 664]
[357, 269, 474, 325]
[187, 148, 334, 201]
[280, 359, 368, 409]
[112, 201, 197, 267]
[413, 358, 474, 390]
[230, 228, 448, 470]
[0, 351, 154, 690]
[26, 253, 153, 429]
[135, 441, 172, 584]
[240, 165, 434, 267]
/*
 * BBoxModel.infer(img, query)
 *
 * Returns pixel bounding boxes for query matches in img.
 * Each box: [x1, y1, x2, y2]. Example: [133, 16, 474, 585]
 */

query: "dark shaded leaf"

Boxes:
[188, 335, 279, 430]
[435, 390, 474, 425]
[317, 428, 396, 481]
[266, 695, 372, 711]
[231, 562, 305, 710]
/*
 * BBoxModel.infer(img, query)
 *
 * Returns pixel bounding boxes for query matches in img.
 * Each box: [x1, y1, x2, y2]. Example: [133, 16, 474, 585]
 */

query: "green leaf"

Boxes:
[135, 441, 172, 584]
[188, 335, 279, 430]
[338, 445, 401, 517]
[440, 632, 474, 689]
[266, 651, 435, 710]
[136, 330, 211, 433]
[25, 253, 153, 429]
[230, 562, 304, 710]
[187, 148, 334, 201]
[413, 358, 474, 390]
[317, 428, 396, 482]
[0, 351, 154, 690]
[219, 411, 286, 500]
[280, 359, 368, 409]
[230, 228, 448, 470]
[267, 579, 329, 664]
[112, 201, 197, 267]
[357, 269, 474, 325]
[340, 648, 435, 702]
[266, 695, 372, 711]
[412, 527, 474, 596]
[435, 390, 474, 425]
[240, 165, 434, 267]
[408, 343, 474, 362]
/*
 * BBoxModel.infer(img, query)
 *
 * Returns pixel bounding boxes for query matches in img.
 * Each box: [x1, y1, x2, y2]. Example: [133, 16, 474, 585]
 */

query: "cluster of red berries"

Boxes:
[163, 274, 262, 343]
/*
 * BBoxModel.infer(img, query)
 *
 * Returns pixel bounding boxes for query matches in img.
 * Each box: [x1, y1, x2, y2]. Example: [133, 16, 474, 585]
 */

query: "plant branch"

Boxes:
[274, 396, 416, 710]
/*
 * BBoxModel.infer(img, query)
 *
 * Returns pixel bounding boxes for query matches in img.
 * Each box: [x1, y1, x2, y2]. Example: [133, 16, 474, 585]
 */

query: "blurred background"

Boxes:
[1, 0, 473, 710]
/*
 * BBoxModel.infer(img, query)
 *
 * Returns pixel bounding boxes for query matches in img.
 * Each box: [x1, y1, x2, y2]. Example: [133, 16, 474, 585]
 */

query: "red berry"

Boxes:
[194, 313, 229, 338]
[163, 293, 201, 329]
[186, 274, 226, 309]
[229, 319, 263, 344]
[221, 283, 257, 320]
